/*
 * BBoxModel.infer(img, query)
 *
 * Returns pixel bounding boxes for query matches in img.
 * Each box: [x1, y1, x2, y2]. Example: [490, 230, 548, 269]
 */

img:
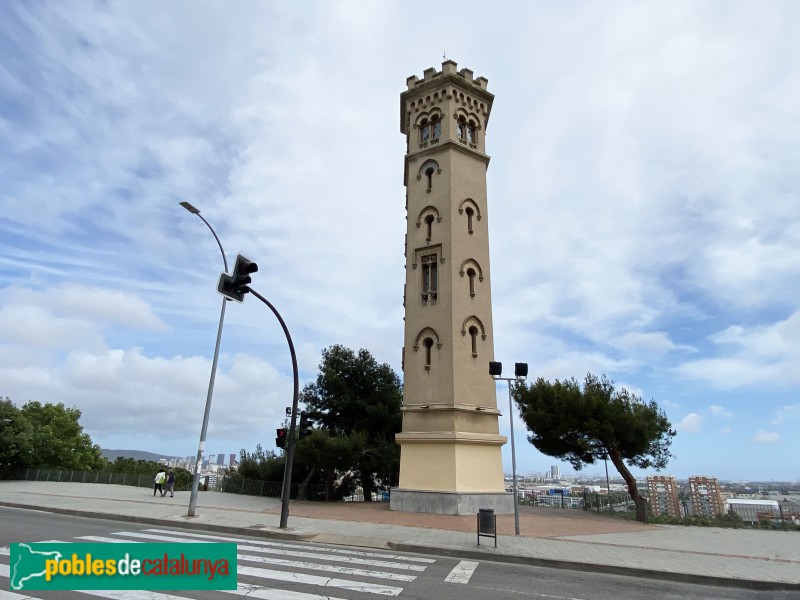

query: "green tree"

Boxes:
[294, 430, 364, 500]
[19, 401, 107, 471]
[0, 397, 34, 478]
[513, 373, 675, 522]
[237, 444, 286, 482]
[300, 345, 402, 501]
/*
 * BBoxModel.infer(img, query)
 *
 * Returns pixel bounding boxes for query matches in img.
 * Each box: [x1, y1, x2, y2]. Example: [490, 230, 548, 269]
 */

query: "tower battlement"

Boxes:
[405, 60, 489, 91]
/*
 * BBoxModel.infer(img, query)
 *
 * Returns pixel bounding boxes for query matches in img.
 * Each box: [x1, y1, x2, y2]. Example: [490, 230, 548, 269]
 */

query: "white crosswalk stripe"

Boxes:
[0, 526, 450, 598]
[94, 530, 426, 571]
[444, 560, 479, 584]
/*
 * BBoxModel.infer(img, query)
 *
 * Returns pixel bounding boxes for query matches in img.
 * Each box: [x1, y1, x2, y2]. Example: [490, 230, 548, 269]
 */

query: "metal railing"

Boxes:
[20, 468, 193, 492]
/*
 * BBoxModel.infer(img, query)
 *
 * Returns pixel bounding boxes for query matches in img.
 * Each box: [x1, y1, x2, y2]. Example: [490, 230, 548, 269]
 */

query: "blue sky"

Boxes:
[1, 1, 798, 482]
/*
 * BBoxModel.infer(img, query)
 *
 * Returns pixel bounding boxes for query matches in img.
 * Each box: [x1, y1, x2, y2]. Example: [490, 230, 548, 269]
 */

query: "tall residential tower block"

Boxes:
[390, 61, 512, 515]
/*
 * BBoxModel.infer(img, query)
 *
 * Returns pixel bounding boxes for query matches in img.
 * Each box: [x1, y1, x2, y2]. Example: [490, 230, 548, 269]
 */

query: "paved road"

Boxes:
[1, 508, 793, 600]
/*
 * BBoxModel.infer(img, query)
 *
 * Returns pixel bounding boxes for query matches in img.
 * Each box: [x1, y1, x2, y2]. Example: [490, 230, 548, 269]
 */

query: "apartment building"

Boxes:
[689, 476, 724, 517]
[646, 475, 682, 517]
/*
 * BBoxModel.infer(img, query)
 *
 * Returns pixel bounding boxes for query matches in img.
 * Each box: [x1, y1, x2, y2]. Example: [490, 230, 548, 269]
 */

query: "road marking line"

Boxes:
[444, 560, 479, 584]
[0, 564, 182, 599]
[230, 582, 350, 599]
[104, 531, 425, 571]
[1, 563, 355, 600]
[79, 533, 416, 581]
[143, 528, 436, 563]
[0, 587, 38, 599]
[238, 564, 403, 596]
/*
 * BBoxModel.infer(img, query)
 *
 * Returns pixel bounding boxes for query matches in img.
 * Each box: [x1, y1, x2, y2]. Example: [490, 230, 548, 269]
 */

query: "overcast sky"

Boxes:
[2, 1, 798, 482]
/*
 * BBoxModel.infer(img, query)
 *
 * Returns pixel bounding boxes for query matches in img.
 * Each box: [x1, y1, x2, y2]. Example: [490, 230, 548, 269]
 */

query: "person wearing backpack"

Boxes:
[154, 469, 166, 497]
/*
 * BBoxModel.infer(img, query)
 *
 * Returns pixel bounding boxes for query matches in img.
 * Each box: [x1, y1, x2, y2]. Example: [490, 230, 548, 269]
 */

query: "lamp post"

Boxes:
[489, 361, 528, 536]
[179, 201, 228, 518]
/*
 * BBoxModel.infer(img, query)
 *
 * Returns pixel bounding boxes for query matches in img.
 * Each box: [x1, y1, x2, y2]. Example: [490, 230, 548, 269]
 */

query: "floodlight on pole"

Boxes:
[491, 360, 528, 536]
[179, 201, 228, 518]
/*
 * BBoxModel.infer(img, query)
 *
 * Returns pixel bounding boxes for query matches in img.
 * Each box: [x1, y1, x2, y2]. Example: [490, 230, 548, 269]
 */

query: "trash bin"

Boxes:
[477, 508, 497, 547]
[478, 508, 495, 533]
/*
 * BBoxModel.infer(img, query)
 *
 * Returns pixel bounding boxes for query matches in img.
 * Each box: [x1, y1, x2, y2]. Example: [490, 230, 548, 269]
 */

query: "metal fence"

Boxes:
[514, 489, 634, 512]
[20, 468, 193, 491]
[218, 475, 390, 502]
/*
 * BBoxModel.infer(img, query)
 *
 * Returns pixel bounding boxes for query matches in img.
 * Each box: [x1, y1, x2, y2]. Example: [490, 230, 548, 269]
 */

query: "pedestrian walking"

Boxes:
[154, 469, 166, 497]
[164, 470, 176, 497]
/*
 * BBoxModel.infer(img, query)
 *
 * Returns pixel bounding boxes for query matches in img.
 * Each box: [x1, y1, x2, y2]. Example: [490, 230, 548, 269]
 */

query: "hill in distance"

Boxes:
[101, 449, 171, 463]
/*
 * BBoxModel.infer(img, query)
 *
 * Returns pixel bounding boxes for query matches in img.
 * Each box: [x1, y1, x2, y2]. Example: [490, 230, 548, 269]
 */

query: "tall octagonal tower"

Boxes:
[390, 61, 512, 515]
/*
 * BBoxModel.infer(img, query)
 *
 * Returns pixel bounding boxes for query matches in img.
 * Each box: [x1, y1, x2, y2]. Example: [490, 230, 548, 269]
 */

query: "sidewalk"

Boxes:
[1, 481, 798, 590]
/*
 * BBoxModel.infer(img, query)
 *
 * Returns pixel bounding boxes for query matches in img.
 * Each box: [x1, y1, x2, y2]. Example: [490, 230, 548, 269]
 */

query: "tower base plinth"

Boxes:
[389, 488, 513, 515]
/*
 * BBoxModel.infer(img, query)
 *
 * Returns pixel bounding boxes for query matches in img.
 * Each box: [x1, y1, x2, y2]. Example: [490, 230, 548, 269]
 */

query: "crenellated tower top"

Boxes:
[400, 60, 494, 140]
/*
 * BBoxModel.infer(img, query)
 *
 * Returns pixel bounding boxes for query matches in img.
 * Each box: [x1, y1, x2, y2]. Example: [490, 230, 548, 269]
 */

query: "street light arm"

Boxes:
[180, 201, 228, 272]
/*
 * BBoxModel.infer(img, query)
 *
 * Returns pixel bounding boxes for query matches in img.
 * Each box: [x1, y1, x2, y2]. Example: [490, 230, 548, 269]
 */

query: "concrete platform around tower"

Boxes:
[389, 488, 514, 515]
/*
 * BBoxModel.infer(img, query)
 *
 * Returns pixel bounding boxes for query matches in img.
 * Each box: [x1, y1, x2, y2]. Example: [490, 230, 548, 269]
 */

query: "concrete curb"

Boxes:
[0, 501, 316, 542]
[3, 500, 798, 592]
[388, 541, 800, 592]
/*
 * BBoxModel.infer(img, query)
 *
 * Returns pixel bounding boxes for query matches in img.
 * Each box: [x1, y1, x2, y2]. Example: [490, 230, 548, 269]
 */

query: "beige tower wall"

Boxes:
[392, 61, 512, 515]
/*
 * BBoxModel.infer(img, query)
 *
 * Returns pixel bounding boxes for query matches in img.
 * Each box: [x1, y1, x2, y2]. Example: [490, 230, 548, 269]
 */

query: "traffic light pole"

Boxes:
[247, 287, 299, 529]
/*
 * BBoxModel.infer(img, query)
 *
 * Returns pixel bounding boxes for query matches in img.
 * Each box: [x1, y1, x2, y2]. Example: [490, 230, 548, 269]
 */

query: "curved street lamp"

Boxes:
[179, 201, 228, 518]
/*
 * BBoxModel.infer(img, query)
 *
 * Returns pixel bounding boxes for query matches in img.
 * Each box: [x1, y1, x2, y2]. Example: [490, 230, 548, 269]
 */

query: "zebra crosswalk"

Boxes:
[0, 526, 467, 599]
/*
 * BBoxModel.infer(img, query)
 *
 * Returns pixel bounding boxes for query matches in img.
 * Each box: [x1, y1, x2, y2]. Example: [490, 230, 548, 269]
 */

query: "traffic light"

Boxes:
[275, 428, 287, 449]
[299, 411, 314, 439]
[217, 254, 258, 302]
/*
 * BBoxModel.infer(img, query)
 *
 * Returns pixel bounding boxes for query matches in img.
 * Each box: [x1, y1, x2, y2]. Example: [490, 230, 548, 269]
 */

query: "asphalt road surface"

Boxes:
[0, 507, 793, 599]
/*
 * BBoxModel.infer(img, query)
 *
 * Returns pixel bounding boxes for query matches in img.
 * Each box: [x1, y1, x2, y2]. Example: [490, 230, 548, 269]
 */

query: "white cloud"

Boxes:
[751, 430, 781, 445]
[677, 310, 800, 389]
[771, 404, 799, 426]
[677, 413, 703, 433]
[708, 405, 733, 419]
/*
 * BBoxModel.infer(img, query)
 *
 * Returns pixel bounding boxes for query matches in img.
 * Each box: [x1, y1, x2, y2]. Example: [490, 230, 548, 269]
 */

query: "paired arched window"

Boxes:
[456, 116, 476, 144]
[419, 115, 441, 144]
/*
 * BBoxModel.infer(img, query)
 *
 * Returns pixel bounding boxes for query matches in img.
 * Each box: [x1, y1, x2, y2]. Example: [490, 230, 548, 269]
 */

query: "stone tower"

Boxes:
[390, 61, 512, 515]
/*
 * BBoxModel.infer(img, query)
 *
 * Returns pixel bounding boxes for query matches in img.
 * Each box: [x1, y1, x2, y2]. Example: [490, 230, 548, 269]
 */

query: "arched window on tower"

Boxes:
[469, 326, 479, 357]
[423, 337, 433, 369]
[467, 268, 476, 297]
[425, 214, 434, 241]
[420, 119, 430, 144]
[432, 115, 441, 141]
[425, 166, 434, 190]
[465, 206, 474, 234]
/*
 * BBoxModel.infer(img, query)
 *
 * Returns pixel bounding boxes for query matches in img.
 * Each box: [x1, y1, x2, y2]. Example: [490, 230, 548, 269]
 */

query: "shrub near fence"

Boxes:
[218, 476, 328, 501]
[218, 476, 389, 502]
